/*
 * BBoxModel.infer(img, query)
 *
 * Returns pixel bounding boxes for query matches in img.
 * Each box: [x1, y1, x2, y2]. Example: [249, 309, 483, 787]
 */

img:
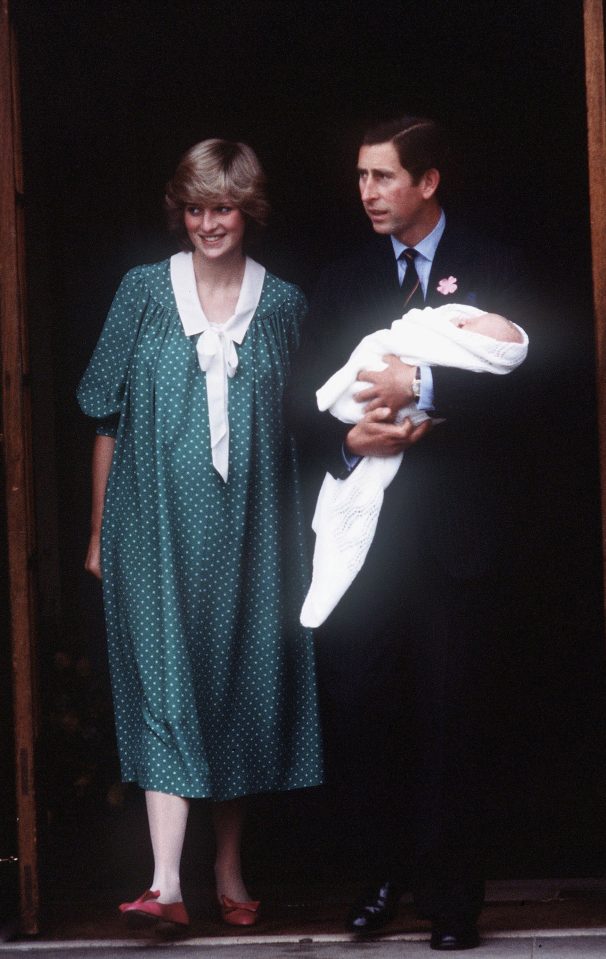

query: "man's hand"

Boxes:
[345, 407, 432, 458]
[354, 355, 416, 415]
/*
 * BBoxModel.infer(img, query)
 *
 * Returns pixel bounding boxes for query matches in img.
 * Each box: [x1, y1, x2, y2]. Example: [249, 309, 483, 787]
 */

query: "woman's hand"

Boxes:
[85, 532, 102, 580]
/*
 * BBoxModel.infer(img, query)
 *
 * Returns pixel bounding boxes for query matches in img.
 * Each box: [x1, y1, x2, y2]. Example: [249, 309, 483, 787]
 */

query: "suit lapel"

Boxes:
[365, 234, 399, 289]
[363, 225, 480, 311]
[427, 222, 479, 308]
[362, 235, 401, 319]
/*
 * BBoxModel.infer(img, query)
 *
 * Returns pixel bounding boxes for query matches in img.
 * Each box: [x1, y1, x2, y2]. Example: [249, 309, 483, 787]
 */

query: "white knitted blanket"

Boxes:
[300, 304, 528, 628]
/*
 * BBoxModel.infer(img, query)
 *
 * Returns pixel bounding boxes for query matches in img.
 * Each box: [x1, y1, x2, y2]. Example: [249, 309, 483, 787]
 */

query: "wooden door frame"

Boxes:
[585, 0, 606, 618]
[0, 0, 604, 936]
[0, 0, 39, 936]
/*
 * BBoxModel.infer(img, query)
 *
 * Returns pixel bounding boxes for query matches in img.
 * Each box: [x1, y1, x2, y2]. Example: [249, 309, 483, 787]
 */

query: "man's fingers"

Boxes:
[354, 385, 377, 402]
[356, 368, 380, 383]
[366, 406, 392, 422]
[363, 399, 397, 418]
[346, 409, 431, 457]
[403, 418, 432, 441]
[387, 416, 432, 443]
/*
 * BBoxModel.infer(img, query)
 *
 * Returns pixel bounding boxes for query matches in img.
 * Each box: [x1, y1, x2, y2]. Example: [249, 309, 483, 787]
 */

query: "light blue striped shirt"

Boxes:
[390, 209, 446, 294]
[390, 209, 445, 412]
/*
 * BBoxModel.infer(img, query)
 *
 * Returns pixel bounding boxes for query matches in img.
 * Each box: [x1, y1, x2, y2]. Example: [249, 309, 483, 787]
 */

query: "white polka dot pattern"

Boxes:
[77, 259, 323, 800]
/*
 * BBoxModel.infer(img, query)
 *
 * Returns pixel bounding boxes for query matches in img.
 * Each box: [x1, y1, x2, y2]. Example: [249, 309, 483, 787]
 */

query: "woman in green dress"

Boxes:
[78, 139, 322, 929]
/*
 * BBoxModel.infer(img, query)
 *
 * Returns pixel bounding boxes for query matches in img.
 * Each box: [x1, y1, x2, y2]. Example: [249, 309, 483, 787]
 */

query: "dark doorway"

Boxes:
[11, 0, 606, 921]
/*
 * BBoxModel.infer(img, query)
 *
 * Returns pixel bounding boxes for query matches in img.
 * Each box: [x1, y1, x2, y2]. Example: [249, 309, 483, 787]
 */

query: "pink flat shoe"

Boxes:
[220, 894, 260, 926]
[119, 889, 190, 927]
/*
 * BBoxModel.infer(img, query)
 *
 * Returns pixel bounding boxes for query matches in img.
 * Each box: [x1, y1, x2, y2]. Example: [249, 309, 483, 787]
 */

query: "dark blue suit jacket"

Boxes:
[286, 220, 533, 581]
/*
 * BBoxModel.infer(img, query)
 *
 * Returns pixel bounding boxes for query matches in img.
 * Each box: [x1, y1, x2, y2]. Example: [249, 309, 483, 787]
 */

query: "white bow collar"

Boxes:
[170, 252, 266, 482]
[171, 251, 266, 340]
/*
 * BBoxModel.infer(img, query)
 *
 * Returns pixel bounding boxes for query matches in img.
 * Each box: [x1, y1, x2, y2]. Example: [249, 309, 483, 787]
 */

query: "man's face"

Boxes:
[357, 141, 436, 244]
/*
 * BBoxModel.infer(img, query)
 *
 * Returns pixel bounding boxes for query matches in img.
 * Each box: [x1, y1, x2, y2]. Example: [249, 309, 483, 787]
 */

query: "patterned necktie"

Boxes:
[400, 248, 425, 310]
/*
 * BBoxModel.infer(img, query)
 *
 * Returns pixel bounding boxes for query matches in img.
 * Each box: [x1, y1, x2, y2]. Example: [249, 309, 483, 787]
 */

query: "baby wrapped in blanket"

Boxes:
[300, 303, 528, 628]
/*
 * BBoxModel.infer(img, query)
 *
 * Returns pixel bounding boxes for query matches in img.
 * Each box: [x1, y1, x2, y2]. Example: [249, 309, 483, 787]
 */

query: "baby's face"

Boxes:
[449, 312, 523, 343]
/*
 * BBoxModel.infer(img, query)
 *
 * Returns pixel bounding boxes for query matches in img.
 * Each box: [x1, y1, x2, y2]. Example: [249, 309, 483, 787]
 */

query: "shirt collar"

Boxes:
[170, 251, 266, 342]
[390, 208, 446, 263]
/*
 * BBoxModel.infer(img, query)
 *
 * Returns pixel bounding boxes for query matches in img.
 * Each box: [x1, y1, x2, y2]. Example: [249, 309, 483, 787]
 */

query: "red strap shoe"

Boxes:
[220, 894, 260, 926]
[119, 889, 190, 926]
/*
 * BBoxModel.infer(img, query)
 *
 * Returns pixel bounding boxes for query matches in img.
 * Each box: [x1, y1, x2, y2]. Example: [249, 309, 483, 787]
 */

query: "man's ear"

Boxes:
[421, 168, 440, 199]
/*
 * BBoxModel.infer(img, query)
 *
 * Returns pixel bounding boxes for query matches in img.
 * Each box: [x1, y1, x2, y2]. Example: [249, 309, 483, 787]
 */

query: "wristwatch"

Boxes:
[412, 366, 421, 403]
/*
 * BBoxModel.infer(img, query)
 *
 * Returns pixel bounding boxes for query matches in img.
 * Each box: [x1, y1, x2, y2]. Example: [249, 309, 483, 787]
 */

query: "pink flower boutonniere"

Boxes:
[437, 276, 458, 295]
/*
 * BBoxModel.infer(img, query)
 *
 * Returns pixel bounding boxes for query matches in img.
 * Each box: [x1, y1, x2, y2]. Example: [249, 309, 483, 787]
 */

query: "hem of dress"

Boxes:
[122, 775, 324, 802]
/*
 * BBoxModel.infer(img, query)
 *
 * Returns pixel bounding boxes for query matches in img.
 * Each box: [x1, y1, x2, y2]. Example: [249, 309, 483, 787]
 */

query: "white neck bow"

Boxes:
[170, 252, 266, 481]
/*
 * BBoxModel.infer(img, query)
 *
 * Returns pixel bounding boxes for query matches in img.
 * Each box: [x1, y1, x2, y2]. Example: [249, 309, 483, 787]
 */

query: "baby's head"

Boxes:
[449, 311, 523, 344]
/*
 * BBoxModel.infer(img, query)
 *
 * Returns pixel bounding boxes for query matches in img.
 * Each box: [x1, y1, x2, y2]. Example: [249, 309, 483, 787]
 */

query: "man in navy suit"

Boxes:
[286, 116, 530, 951]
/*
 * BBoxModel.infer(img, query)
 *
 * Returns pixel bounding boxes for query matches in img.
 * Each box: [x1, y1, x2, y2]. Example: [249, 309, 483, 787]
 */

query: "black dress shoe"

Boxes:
[345, 880, 401, 933]
[430, 919, 479, 950]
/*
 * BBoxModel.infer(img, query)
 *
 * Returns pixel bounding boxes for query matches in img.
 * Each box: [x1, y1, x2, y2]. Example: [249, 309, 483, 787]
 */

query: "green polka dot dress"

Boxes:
[77, 255, 323, 800]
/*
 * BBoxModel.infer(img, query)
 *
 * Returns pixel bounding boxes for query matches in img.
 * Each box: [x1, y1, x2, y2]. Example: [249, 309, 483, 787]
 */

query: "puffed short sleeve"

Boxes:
[77, 267, 146, 437]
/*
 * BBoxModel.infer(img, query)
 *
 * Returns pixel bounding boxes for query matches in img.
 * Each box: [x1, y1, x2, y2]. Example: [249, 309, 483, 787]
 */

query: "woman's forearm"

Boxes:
[90, 434, 115, 533]
[85, 433, 115, 578]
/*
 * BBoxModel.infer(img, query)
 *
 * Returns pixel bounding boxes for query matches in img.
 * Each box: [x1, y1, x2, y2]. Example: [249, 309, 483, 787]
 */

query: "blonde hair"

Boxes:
[165, 139, 270, 251]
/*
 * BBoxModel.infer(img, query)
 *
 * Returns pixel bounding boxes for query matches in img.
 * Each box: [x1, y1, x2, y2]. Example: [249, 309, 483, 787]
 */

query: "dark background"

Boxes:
[6, 0, 606, 908]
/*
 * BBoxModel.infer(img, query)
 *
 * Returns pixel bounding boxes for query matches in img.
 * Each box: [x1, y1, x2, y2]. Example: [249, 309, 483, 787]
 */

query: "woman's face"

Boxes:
[184, 200, 246, 261]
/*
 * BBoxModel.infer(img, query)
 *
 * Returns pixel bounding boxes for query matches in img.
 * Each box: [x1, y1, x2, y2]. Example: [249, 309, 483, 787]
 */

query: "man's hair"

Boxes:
[362, 116, 448, 183]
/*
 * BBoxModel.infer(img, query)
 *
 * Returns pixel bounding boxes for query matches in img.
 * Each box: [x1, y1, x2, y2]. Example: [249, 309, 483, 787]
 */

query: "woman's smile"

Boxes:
[184, 202, 246, 260]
